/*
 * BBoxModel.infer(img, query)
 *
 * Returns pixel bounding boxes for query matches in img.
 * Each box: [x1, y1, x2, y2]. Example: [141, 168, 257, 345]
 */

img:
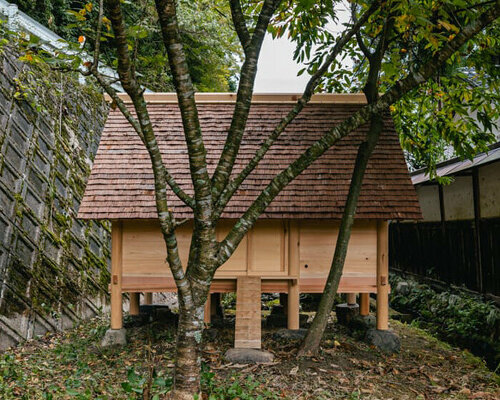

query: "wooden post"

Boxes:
[360, 293, 370, 316]
[376, 220, 389, 330]
[111, 221, 123, 330]
[287, 221, 300, 330]
[129, 293, 140, 316]
[346, 293, 357, 305]
[235, 277, 261, 349]
[204, 294, 211, 324]
[144, 292, 153, 305]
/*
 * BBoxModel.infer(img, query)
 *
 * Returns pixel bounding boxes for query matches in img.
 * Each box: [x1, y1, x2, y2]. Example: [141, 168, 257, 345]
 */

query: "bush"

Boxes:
[390, 274, 500, 370]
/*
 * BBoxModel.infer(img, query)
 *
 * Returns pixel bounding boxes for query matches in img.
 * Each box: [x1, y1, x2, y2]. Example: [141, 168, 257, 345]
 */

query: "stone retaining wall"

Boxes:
[0, 46, 110, 349]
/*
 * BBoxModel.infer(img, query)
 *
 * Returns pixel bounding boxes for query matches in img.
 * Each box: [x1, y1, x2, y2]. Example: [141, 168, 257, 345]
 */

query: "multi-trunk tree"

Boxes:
[18, 0, 500, 397]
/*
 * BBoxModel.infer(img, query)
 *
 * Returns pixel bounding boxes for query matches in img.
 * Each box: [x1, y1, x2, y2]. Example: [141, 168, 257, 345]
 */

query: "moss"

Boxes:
[0, 42, 110, 325]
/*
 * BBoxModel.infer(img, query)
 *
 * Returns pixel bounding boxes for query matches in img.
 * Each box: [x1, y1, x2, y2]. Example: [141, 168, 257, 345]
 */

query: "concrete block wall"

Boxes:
[0, 47, 110, 348]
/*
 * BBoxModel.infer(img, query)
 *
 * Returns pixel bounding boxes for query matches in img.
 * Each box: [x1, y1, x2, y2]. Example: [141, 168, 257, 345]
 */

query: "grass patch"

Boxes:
[0, 313, 499, 399]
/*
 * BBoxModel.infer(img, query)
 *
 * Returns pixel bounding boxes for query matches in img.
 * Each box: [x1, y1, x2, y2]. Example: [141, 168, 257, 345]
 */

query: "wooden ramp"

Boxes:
[234, 277, 262, 349]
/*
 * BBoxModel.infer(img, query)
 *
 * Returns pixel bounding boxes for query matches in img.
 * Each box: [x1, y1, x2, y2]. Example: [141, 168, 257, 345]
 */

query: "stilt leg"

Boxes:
[287, 281, 299, 329]
[360, 293, 370, 316]
[110, 222, 123, 330]
[129, 292, 140, 316]
[376, 221, 389, 330]
[144, 292, 153, 305]
[346, 293, 357, 305]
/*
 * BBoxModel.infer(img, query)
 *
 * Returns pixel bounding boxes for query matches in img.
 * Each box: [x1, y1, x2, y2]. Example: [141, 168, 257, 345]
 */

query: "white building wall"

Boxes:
[416, 185, 441, 221]
[479, 162, 500, 218]
[442, 176, 474, 220]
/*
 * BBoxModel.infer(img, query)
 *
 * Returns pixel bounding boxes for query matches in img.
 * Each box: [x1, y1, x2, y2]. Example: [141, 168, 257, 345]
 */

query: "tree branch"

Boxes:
[155, 0, 213, 214]
[299, 12, 393, 356]
[91, 70, 195, 209]
[352, 2, 374, 60]
[91, 0, 104, 73]
[216, 2, 500, 265]
[213, 0, 381, 218]
[229, 0, 251, 53]
[107, 0, 192, 306]
[210, 0, 282, 201]
[155, 0, 219, 302]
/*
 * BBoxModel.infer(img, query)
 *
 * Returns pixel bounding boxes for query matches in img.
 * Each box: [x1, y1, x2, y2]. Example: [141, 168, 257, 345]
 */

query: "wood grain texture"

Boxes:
[119, 219, 381, 294]
[129, 292, 140, 316]
[376, 220, 389, 330]
[111, 222, 123, 329]
[235, 277, 262, 349]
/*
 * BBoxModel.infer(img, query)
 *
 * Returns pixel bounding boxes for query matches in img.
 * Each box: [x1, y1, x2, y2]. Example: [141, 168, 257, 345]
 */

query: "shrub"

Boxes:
[390, 274, 500, 370]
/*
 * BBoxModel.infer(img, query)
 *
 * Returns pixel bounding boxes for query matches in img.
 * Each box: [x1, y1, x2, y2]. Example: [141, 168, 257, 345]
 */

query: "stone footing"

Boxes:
[225, 348, 274, 364]
[101, 328, 127, 347]
[365, 328, 401, 354]
[336, 303, 359, 326]
[349, 314, 376, 332]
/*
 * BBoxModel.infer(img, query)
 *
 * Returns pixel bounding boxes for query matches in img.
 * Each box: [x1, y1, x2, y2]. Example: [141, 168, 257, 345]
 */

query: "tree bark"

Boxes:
[298, 12, 393, 356]
[89, 0, 500, 396]
[298, 113, 384, 356]
[172, 295, 205, 399]
[216, 3, 500, 264]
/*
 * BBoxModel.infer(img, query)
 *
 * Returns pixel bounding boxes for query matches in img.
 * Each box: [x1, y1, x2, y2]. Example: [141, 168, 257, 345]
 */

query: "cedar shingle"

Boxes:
[78, 102, 421, 220]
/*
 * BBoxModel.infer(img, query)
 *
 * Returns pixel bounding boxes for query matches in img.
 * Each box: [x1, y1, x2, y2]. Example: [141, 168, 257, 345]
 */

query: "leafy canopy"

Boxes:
[10, 0, 241, 92]
[268, 0, 499, 177]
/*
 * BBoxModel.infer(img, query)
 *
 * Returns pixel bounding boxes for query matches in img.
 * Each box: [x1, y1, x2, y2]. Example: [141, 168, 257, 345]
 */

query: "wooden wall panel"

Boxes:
[299, 220, 377, 278]
[216, 220, 247, 274]
[248, 220, 286, 274]
[122, 220, 191, 277]
[120, 219, 378, 294]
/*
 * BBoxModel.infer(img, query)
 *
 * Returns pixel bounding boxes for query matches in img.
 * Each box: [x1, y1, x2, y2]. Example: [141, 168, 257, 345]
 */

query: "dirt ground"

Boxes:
[0, 312, 498, 399]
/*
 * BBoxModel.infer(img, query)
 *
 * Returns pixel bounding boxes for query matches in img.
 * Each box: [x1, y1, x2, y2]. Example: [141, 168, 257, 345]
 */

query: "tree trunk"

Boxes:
[171, 298, 205, 399]
[298, 113, 384, 356]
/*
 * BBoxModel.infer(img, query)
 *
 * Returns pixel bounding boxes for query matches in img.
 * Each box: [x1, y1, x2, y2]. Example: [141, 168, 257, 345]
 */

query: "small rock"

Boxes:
[365, 328, 401, 354]
[225, 348, 274, 364]
[100, 328, 127, 347]
[349, 315, 376, 333]
[273, 328, 308, 341]
[395, 281, 410, 296]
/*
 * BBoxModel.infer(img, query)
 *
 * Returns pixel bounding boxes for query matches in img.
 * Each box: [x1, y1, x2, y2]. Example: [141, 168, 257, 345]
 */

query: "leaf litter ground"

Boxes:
[0, 312, 498, 399]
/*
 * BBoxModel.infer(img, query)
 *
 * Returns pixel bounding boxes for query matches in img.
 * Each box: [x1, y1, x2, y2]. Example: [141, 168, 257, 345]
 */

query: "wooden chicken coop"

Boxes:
[78, 93, 421, 349]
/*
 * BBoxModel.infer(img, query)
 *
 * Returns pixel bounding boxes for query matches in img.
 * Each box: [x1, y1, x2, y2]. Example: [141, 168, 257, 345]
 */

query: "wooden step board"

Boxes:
[234, 277, 262, 349]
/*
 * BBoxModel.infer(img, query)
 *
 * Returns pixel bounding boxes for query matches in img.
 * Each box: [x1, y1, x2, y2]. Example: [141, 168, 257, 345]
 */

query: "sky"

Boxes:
[253, 35, 309, 93]
[254, 1, 351, 93]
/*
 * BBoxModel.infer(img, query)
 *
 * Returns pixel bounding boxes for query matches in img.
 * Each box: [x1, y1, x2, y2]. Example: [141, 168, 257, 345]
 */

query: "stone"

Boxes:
[395, 281, 410, 296]
[365, 329, 401, 354]
[348, 314, 376, 332]
[273, 328, 307, 341]
[101, 328, 127, 347]
[225, 348, 274, 364]
[336, 303, 359, 326]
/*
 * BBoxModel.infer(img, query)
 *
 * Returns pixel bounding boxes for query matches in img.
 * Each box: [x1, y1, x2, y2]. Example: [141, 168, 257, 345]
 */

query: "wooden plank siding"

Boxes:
[119, 219, 378, 294]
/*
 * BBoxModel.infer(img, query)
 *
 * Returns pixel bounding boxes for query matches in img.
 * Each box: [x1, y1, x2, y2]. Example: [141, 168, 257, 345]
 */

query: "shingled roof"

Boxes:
[78, 93, 421, 220]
